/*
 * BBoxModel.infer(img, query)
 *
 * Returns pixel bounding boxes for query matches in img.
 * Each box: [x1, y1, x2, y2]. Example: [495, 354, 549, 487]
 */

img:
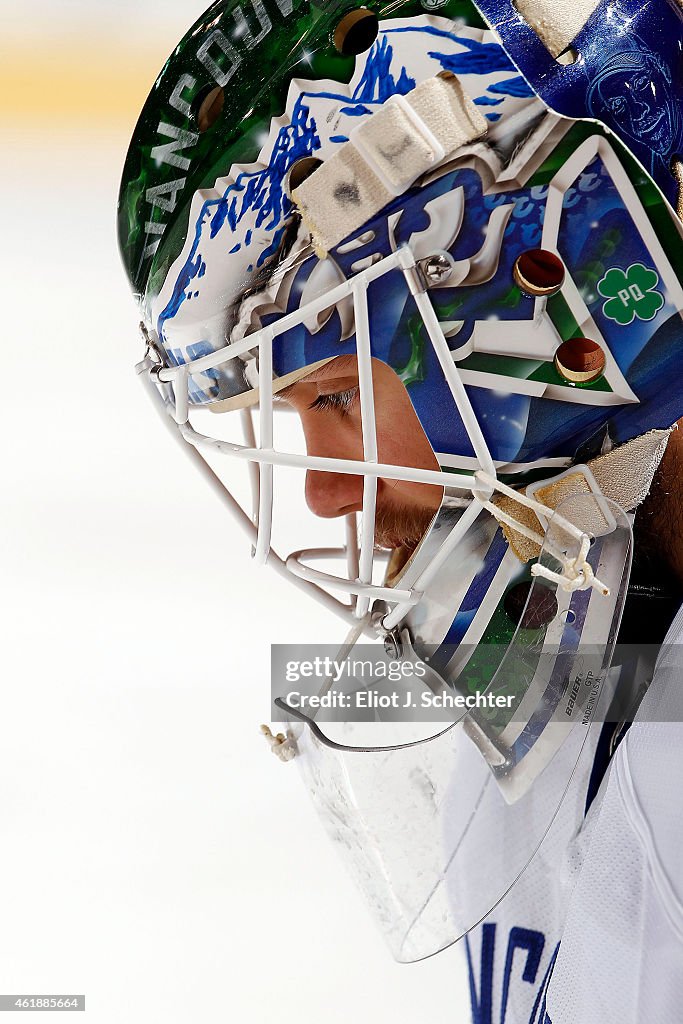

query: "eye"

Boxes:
[309, 387, 359, 416]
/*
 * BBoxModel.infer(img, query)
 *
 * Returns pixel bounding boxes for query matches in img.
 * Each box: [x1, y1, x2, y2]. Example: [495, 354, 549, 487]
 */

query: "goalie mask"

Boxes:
[119, 0, 683, 962]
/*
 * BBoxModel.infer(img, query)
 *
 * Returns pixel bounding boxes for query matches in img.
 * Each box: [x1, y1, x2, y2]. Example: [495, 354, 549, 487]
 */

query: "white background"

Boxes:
[0, 1, 469, 1021]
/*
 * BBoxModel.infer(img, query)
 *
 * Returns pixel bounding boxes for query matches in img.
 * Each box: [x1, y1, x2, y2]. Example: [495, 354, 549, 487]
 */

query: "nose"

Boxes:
[632, 95, 648, 121]
[628, 86, 649, 123]
[305, 469, 365, 518]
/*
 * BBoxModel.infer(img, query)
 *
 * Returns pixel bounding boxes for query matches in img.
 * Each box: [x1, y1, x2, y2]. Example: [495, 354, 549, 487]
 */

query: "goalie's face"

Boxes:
[277, 354, 443, 551]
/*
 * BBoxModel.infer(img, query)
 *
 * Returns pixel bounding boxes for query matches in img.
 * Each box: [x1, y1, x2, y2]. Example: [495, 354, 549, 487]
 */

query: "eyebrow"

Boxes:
[274, 355, 359, 403]
[273, 382, 298, 403]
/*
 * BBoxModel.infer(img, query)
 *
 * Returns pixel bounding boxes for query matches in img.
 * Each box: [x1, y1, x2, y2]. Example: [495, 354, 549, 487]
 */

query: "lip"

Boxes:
[635, 109, 665, 136]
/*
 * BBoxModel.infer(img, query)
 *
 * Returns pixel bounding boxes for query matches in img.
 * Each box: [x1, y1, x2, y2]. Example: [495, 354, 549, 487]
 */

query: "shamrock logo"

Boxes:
[597, 263, 664, 326]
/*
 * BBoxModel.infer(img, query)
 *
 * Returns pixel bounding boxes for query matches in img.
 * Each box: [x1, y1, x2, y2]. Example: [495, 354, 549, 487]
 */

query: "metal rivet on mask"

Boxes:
[554, 337, 606, 384]
[420, 252, 455, 286]
[383, 629, 403, 660]
[504, 581, 558, 629]
[333, 8, 379, 56]
[513, 248, 565, 297]
[192, 85, 225, 133]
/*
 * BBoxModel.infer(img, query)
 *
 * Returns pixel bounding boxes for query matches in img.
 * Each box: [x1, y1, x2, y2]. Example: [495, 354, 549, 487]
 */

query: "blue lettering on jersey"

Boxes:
[465, 923, 559, 1024]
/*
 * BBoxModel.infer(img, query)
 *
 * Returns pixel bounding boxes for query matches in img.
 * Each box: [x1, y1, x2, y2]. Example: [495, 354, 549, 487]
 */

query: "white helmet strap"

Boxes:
[292, 73, 487, 256]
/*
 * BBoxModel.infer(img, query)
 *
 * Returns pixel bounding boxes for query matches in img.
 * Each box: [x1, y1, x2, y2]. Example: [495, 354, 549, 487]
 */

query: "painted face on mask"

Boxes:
[588, 51, 677, 157]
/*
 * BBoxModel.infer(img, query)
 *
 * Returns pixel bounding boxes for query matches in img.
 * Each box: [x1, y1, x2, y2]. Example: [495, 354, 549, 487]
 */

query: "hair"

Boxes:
[633, 424, 683, 592]
[374, 500, 437, 553]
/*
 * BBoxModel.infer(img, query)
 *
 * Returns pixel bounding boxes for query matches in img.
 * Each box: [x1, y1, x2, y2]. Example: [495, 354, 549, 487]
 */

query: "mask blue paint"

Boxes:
[471, 0, 683, 208]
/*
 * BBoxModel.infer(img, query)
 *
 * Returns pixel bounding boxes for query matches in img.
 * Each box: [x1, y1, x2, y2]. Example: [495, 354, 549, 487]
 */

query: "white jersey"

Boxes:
[464, 605, 683, 1024]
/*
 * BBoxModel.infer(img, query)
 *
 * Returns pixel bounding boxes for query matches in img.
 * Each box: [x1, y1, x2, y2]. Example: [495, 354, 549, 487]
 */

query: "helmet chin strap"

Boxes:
[383, 432, 672, 636]
[472, 470, 611, 596]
